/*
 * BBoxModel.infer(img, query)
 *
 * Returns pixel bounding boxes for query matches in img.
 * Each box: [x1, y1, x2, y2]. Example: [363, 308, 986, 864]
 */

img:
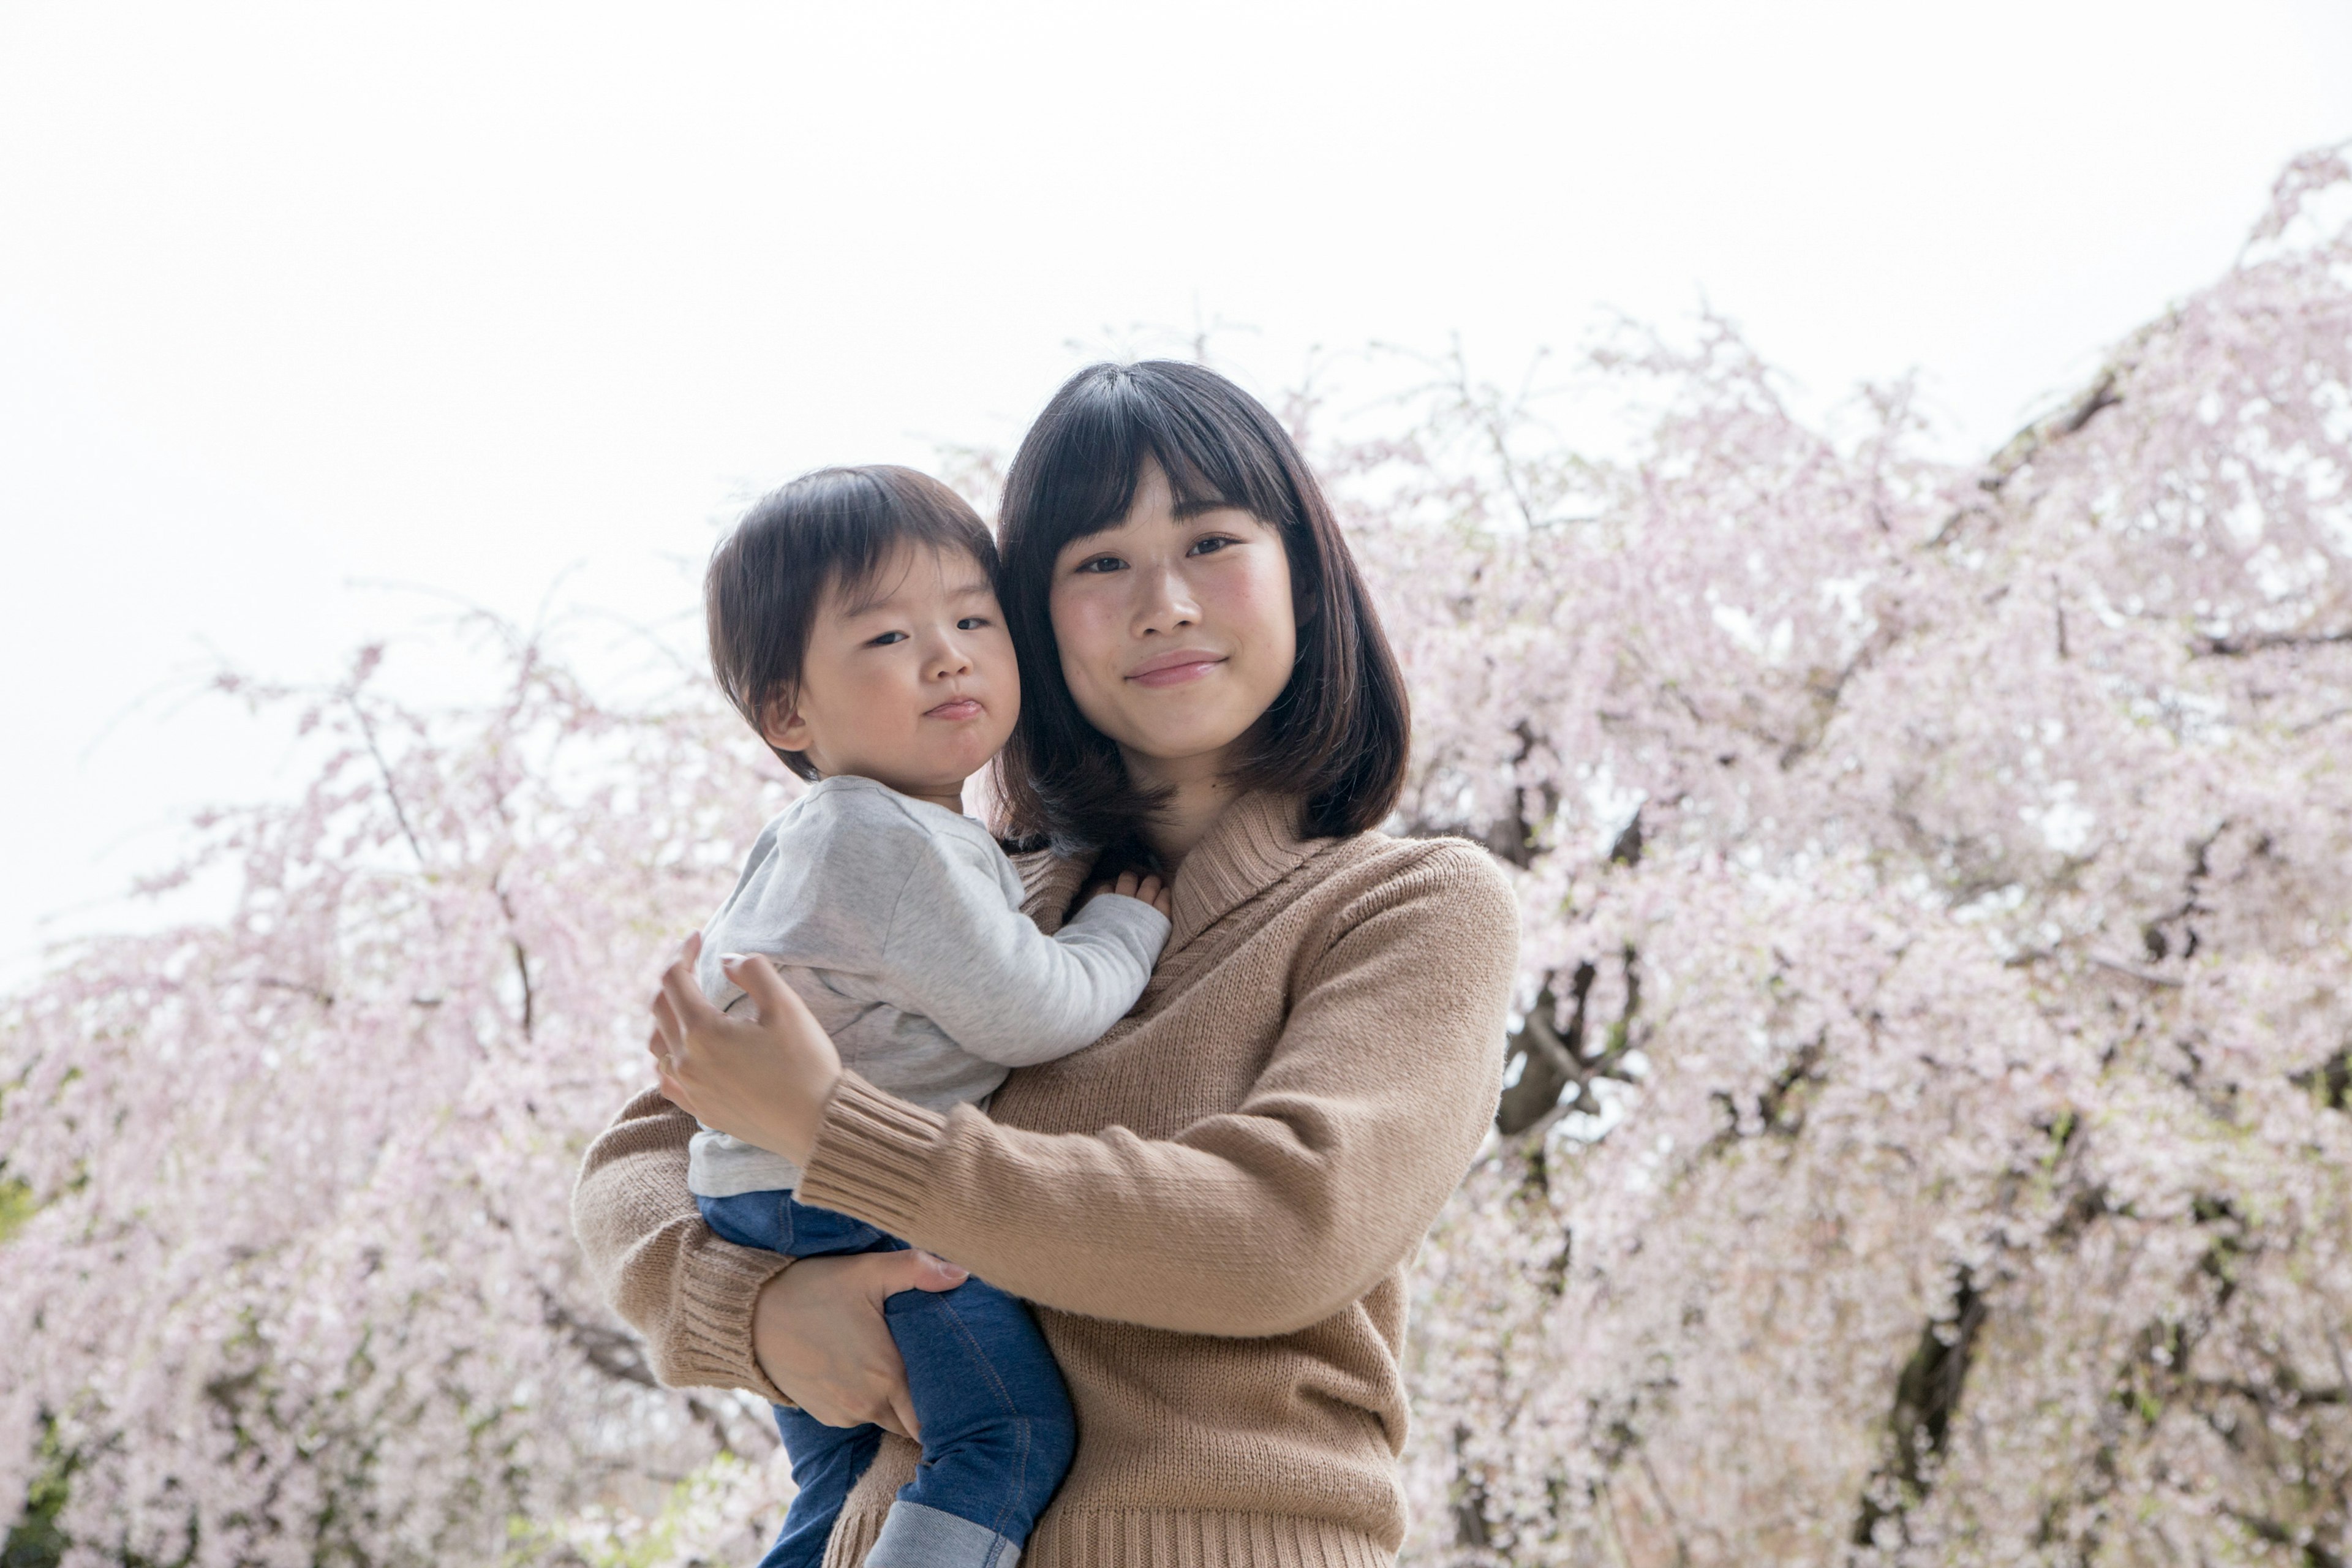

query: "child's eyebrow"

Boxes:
[835, 585, 900, 617]
[835, 574, 993, 617]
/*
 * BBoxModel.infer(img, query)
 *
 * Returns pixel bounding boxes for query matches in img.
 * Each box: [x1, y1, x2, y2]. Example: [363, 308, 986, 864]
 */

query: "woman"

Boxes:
[578, 361, 1518, 1568]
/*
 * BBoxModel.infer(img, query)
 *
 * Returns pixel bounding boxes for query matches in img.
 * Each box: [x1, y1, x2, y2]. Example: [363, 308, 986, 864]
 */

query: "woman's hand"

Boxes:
[649, 933, 843, 1166]
[752, 1250, 969, 1438]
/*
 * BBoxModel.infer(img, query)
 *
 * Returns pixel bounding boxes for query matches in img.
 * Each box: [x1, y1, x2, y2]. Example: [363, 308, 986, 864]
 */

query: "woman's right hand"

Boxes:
[752, 1248, 968, 1438]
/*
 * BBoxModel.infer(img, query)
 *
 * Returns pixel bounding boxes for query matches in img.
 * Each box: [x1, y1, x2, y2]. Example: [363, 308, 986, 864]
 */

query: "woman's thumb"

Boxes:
[720, 952, 793, 1012]
[881, 1249, 968, 1295]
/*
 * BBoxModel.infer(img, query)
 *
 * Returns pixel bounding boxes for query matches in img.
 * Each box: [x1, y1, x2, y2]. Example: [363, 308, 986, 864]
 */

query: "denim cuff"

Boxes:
[864, 1501, 1022, 1568]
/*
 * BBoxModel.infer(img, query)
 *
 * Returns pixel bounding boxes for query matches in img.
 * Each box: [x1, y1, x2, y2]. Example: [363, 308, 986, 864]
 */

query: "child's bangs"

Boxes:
[829, 471, 1000, 612]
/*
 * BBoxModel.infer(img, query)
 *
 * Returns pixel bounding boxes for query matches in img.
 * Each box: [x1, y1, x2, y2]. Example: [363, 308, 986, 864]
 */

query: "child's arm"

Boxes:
[877, 836, 1169, 1067]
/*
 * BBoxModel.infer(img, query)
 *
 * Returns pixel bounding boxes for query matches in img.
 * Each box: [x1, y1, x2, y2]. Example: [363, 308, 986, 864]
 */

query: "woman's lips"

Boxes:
[1126, 650, 1226, 688]
[925, 698, 984, 721]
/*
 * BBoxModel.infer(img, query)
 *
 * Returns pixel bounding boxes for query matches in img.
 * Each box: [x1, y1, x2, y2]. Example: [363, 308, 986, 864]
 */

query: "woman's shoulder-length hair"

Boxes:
[993, 359, 1411, 856]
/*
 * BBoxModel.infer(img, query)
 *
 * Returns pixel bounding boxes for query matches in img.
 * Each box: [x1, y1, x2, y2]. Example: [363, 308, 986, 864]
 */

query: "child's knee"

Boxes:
[1011, 1407, 1078, 1516]
[1011, 1363, 1076, 1473]
[1031, 1400, 1076, 1475]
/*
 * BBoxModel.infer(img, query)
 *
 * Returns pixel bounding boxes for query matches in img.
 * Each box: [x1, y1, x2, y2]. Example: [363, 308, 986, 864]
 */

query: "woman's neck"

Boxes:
[1126, 747, 1244, 873]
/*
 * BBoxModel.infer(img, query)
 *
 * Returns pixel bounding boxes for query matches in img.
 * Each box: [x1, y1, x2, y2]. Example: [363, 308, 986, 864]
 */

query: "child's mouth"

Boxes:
[925, 699, 984, 722]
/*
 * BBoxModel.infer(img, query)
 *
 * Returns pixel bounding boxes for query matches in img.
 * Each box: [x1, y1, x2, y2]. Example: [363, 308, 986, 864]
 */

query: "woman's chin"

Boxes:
[1120, 726, 1256, 778]
[1088, 685, 1276, 776]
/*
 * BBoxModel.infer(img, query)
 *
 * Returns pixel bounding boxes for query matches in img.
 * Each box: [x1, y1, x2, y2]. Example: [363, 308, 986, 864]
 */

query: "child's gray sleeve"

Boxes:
[880, 840, 1169, 1066]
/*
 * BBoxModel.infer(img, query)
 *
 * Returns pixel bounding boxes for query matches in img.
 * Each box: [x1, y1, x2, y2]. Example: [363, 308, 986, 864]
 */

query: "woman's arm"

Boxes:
[796, 842, 1517, 1338]
[569, 1088, 796, 1397]
[568, 1086, 965, 1432]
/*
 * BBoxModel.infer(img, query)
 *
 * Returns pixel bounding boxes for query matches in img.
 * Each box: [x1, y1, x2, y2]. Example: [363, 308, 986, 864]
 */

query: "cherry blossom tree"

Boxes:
[4, 145, 2348, 1567]
[1379, 145, 2352, 1566]
[0, 625, 799, 1567]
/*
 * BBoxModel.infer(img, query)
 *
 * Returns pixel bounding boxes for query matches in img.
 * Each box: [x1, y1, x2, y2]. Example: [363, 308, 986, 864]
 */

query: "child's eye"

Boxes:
[868, 630, 909, 647]
[956, 616, 990, 631]
[1074, 554, 1126, 575]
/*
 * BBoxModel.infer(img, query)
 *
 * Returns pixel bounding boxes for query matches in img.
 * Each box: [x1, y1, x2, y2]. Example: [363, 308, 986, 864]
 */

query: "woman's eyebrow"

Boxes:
[1171, 496, 1248, 520]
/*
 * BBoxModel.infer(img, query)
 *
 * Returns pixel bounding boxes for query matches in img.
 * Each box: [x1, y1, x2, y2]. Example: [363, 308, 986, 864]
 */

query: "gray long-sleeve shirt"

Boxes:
[685, 773, 1169, 1198]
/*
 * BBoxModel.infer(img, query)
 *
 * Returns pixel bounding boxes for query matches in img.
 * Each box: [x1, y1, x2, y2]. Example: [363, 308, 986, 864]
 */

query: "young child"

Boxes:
[687, 465, 1170, 1568]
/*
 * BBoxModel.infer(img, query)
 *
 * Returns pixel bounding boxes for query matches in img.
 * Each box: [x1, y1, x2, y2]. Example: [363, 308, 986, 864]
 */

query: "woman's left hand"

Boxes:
[649, 933, 843, 1166]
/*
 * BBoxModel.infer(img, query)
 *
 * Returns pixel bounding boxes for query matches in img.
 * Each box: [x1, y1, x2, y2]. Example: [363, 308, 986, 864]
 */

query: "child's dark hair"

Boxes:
[706, 464, 998, 780]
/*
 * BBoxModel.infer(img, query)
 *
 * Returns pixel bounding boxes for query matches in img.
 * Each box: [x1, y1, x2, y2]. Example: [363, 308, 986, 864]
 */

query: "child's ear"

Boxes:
[761, 695, 812, 755]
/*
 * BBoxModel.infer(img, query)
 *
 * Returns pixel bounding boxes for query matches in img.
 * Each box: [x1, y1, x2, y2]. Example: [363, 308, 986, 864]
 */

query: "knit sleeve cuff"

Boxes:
[793, 1071, 948, 1237]
[660, 1238, 797, 1406]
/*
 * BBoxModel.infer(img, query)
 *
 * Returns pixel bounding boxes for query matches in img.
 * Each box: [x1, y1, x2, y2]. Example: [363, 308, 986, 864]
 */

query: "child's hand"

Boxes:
[1089, 869, 1171, 918]
[649, 932, 843, 1166]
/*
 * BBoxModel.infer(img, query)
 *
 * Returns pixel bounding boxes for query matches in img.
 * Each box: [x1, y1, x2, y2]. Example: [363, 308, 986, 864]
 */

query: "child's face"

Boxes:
[766, 542, 1019, 807]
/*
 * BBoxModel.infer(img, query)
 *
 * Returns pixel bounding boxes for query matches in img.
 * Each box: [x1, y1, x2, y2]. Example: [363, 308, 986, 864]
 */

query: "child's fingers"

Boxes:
[1113, 870, 1142, 899]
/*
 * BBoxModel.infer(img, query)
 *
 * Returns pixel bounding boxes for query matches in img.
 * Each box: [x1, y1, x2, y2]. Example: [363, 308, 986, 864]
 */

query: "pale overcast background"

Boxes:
[3, 1, 2350, 979]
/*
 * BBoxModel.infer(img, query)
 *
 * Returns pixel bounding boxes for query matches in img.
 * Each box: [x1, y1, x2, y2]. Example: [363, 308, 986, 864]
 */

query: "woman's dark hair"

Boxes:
[994, 360, 1411, 854]
[706, 464, 997, 780]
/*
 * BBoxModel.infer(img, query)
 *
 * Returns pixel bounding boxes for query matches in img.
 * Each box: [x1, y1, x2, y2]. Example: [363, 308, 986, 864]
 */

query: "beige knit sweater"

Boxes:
[572, 792, 1517, 1567]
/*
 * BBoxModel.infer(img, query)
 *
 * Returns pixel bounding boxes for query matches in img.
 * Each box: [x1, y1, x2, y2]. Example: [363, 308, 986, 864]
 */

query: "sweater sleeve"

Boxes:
[880, 837, 1169, 1068]
[569, 1087, 796, 1401]
[794, 842, 1518, 1338]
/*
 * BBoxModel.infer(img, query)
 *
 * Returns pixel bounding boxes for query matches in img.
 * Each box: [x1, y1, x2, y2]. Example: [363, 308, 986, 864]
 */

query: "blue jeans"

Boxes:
[697, 1190, 1076, 1568]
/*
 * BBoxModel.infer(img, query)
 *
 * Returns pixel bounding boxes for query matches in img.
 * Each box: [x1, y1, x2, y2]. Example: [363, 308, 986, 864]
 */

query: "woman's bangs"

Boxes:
[1150, 421, 1271, 526]
[1025, 379, 1286, 562]
[1019, 399, 1147, 559]
[1145, 388, 1295, 527]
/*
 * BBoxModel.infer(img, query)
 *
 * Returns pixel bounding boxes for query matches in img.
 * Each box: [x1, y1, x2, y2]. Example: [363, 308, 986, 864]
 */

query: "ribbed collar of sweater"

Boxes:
[1019, 791, 1329, 952]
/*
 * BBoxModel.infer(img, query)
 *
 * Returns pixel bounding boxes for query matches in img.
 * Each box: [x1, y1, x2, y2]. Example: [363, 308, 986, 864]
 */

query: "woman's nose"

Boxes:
[1132, 564, 1200, 635]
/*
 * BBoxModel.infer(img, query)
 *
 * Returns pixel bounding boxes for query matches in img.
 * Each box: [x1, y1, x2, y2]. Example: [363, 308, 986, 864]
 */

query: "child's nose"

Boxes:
[930, 637, 973, 679]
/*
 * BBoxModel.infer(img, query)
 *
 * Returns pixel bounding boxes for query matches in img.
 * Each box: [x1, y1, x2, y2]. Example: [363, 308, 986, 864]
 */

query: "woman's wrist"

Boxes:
[748, 1264, 801, 1399]
[773, 1062, 843, 1167]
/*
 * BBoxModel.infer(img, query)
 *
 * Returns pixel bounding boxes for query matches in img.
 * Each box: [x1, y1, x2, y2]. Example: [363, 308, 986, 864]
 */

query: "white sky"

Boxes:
[3, 0, 2349, 978]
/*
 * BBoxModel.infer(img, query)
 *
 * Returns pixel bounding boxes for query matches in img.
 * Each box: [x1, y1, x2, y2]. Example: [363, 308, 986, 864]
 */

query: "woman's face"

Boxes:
[1047, 460, 1297, 779]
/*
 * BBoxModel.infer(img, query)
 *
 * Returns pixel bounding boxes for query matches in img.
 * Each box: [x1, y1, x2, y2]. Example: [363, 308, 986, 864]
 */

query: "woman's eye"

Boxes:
[1188, 535, 1236, 556]
[956, 616, 989, 631]
[1075, 556, 1126, 575]
[868, 630, 908, 647]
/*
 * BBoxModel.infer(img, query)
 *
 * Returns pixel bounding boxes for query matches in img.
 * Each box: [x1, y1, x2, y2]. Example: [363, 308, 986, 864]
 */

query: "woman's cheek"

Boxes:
[1213, 557, 1298, 689]
[1050, 594, 1124, 713]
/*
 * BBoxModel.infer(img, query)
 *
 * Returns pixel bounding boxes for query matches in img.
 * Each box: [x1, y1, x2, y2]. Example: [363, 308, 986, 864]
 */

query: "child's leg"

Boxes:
[698, 1190, 889, 1257]
[759, 1407, 885, 1568]
[865, 1278, 1077, 1568]
[696, 1193, 899, 1568]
